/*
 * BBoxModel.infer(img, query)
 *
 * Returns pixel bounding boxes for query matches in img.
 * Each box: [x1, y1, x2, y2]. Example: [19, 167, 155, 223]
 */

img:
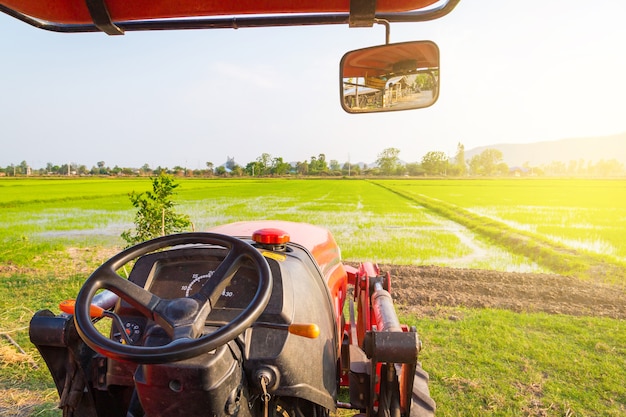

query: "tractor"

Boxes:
[1, 1, 462, 415]
[29, 221, 435, 416]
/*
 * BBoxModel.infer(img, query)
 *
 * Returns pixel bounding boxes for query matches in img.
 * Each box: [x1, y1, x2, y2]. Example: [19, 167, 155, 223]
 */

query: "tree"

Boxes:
[468, 148, 506, 176]
[317, 154, 328, 173]
[94, 161, 109, 175]
[376, 147, 401, 175]
[421, 151, 448, 175]
[19, 160, 29, 175]
[590, 159, 624, 177]
[271, 157, 291, 175]
[296, 161, 309, 175]
[205, 162, 214, 176]
[256, 153, 272, 175]
[230, 165, 244, 177]
[78, 165, 88, 175]
[479, 149, 504, 175]
[405, 162, 424, 176]
[121, 172, 192, 247]
[308, 155, 317, 174]
[245, 161, 261, 176]
[308, 154, 328, 174]
[453, 143, 467, 176]
[342, 162, 360, 176]
[121, 167, 135, 176]
[140, 164, 152, 176]
[172, 165, 186, 176]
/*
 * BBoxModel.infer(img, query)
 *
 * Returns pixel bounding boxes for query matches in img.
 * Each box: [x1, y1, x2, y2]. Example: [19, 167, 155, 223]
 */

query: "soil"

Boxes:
[378, 265, 626, 320]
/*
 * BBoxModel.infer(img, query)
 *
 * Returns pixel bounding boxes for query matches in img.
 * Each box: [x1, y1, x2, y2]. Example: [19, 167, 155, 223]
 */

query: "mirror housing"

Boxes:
[340, 41, 440, 113]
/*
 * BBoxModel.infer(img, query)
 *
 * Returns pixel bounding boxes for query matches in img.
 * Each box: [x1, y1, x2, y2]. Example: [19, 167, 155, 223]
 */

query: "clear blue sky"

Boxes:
[1, 0, 625, 170]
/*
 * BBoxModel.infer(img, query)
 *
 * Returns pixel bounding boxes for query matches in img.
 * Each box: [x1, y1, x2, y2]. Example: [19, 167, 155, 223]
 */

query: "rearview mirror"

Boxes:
[340, 41, 440, 113]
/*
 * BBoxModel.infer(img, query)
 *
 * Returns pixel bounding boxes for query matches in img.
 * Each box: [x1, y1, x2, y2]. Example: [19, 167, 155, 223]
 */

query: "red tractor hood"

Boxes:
[209, 220, 346, 283]
[209, 220, 340, 262]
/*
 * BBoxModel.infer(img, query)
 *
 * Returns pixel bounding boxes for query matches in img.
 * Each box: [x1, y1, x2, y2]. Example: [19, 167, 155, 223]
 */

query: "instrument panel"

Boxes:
[147, 258, 259, 310]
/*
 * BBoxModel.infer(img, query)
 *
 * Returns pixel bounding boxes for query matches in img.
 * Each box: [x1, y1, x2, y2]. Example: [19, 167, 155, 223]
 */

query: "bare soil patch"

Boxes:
[382, 265, 626, 319]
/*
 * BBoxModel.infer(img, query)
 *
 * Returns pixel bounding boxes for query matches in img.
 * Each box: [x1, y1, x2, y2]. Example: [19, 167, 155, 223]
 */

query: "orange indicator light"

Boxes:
[288, 323, 320, 339]
[59, 299, 105, 318]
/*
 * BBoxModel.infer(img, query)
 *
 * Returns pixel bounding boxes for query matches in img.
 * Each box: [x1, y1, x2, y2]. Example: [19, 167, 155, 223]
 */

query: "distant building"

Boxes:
[509, 166, 530, 177]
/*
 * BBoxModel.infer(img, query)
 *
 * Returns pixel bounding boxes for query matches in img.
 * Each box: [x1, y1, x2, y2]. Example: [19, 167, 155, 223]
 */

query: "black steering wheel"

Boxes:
[74, 232, 272, 364]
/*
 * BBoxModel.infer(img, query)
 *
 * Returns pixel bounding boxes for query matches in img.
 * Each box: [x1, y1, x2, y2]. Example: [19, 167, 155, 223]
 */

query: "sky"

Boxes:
[1, 0, 625, 170]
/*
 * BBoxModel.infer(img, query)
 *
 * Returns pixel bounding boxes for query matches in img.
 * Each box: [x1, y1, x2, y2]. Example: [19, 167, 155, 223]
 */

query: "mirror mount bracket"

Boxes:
[84, 0, 124, 35]
[349, 0, 377, 28]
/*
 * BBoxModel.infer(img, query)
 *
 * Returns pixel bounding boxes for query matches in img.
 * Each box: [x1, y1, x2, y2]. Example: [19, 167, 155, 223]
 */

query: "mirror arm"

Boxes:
[374, 19, 391, 44]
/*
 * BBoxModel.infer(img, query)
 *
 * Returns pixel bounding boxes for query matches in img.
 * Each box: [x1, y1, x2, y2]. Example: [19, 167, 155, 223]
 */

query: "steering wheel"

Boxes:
[74, 232, 272, 364]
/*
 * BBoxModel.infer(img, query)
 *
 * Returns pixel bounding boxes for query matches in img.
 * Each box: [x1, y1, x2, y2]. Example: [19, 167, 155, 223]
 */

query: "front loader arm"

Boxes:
[343, 263, 435, 417]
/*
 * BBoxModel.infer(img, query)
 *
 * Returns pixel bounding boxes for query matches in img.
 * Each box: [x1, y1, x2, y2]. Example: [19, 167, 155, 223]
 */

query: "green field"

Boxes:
[379, 179, 626, 261]
[1, 177, 625, 416]
[3, 177, 626, 276]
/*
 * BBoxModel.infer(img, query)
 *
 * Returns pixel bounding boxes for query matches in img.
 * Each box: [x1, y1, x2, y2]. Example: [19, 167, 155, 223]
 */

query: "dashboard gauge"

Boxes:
[182, 270, 215, 297]
[148, 260, 257, 309]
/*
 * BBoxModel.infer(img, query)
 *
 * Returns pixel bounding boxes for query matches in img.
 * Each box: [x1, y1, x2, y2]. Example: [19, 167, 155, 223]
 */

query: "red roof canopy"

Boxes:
[2, 0, 439, 25]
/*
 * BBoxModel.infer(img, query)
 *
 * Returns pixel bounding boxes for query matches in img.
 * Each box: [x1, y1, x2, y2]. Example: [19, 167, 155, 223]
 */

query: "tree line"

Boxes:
[3, 144, 624, 178]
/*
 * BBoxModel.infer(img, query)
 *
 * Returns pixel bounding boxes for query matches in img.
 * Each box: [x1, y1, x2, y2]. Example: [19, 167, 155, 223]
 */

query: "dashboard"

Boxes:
[117, 245, 286, 331]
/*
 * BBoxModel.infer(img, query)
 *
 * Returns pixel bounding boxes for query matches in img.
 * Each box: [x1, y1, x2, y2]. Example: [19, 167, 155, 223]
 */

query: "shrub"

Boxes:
[121, 172, 192, 247]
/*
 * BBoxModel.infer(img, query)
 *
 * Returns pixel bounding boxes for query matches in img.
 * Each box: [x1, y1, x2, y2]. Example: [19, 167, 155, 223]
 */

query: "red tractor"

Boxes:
[2, 1, 461, 415]
[30, 221, 435, 416]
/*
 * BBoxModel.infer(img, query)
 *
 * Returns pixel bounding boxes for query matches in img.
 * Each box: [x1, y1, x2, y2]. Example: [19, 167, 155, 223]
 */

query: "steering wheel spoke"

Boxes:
[197, 247, 248, 305]
[97, 267, 162, 319]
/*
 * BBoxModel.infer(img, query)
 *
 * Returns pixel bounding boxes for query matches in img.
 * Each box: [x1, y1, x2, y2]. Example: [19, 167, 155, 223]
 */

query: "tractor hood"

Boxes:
[209, 220, 347, 290]
[210, 220, 341, 268]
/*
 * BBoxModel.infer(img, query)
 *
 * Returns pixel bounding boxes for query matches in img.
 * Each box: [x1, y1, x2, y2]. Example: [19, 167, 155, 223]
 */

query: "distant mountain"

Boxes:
[465, 132, 626, 167]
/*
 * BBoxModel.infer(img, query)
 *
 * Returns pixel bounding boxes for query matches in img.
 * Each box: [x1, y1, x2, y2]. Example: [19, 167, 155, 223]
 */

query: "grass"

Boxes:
[379, 179, 626, 262]
[3, 178, 535, 270]
[0, 270, 99, 416]
[2, 177, 626, 416]
[374, 180, 626, 284]
[403, 307, 626, 416]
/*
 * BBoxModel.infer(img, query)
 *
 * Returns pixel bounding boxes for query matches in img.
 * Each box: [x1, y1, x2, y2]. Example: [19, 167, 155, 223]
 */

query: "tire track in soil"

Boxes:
[382, 265, 626, 319]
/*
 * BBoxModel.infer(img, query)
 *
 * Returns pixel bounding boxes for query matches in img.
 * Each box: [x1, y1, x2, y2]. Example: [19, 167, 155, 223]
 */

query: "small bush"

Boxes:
[121, 172, 192, 247]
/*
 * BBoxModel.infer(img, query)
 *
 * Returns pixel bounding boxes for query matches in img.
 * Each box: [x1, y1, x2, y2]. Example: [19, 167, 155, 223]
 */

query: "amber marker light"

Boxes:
[288, 323, 320, 339]
[59, 299, 105, 318]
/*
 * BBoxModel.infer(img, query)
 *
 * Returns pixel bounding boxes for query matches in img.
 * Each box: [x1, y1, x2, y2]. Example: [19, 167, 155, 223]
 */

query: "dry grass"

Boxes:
[0, 344, 58, 417]
[0, 387, 59, 417]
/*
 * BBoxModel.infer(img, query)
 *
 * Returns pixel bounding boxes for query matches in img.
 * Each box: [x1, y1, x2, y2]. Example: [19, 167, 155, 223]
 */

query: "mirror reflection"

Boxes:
[340, 41, 440, 113]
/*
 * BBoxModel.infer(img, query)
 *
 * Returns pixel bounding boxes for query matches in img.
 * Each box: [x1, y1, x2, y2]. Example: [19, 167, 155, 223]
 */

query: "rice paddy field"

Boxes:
[2, 177, 626, 276]
[1, 177, 625, 416]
